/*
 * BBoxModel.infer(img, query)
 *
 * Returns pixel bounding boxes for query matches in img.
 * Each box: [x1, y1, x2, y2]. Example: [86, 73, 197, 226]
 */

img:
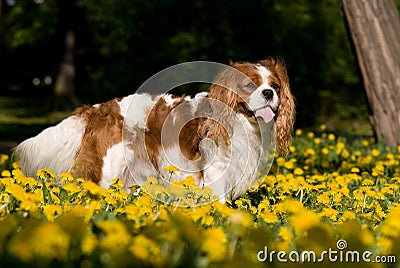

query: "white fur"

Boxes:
[249, 65, 279, 111]
[15, 116, 85, 177]
[202, 113, 263, 202]
[100, 142, 132, 191]
[163, 94, 181, 107]
[120, 94, 156, 130]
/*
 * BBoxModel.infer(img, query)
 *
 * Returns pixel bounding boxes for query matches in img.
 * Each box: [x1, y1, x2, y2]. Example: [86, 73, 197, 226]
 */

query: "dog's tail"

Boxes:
[14, 116, 85, 177]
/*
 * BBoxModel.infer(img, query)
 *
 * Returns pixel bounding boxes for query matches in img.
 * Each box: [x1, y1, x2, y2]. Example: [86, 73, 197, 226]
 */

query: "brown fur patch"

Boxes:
[145, 97, 184, 171]
[73, 98, 123, 182]
[145, 96, 206, 172]
[179, 117, 204, 161]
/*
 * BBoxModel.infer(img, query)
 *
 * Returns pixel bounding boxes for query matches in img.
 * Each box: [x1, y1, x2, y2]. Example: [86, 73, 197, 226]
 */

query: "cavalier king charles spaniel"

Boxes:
[15, 57, 295, 202]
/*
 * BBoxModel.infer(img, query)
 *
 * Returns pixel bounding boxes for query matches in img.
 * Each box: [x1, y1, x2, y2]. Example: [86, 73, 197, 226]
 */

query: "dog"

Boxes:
[15, 57, 295, 202]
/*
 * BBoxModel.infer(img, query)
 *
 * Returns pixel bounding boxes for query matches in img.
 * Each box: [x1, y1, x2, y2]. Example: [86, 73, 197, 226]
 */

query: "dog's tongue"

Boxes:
[255, 107, 275, 124]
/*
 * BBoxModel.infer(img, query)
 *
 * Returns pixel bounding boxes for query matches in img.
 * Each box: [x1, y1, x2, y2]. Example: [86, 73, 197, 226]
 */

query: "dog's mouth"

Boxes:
[239, 102, 276, 124]
[255, 106, 275, 124]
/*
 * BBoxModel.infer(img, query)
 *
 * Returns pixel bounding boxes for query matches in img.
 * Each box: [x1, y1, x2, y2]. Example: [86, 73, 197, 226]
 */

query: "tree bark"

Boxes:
[53, 30, 80, 111]
[338, 0, 400, 148]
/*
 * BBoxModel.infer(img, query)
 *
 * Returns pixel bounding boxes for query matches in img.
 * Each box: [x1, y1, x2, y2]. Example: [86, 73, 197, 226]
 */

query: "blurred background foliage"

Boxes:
[1, 0, 400, 144]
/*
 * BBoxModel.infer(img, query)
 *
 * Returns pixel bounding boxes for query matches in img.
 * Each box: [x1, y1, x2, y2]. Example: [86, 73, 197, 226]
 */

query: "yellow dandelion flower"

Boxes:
[336, 141, 345, 150]
[82, 181, 102, 195]
[43, 204, 63, 222]
[289, 145, 296, 152]
[372, 163, 385, 177]
[328, 133, 335, 141]
[229, 211, 253, 229]
[281, 199, 305, 214]
[19, 199, 37, 213]
[295, 129, 303, 136]
[319, 207, 338, 221]
[314, 137, 321, 144]
[375, 204, 386, 219]
[58, 173, 74, 183]
[201, 227, 228, 262]
[260, 210, 279, 223]
[130, 235, 161, 265]
[377, 237, 392, 255]
[361, 230, 375, 246]
[362, 178, 374, 186]
[283, 161, 294, 169]
[290, 210, 320, 234]
[263, 175, 277, 187]
[37, 168, 56, 180]
[316, 192, 330, 205]
[182, 175, 196, 187]
[165, 165, 179, 173]
[304, 148, 315, 156]
[63, 182, 80, 194]
[12, 222, 71, 261]
[81, 232, 98, 255]
[380, 209, 400, 238]
[97, 220, 131, 251]
[6, 183, 27, 200]
[1, 170, 11, 177]
[341, 149, 350, 159]
[371, 149, 380, 157]
[307, 132, 314, 138]
[386, 153, 394, 160]
[111, 178, 124, 188]
[18, 176, 37, 188]
[144, 176, 158, 185]
[11, 161, 19, 170]
[332, 192, 344, 203]
[0, 154, 9, 163]
[276, 226, 292, 251]
[276, 157, 285, 166]
[11, 169, 25, 181]
[278, 226, 292, 242]
[294, 167, 304, 176]
[351, 167, 360, 173]
[321, 147, 329, 155]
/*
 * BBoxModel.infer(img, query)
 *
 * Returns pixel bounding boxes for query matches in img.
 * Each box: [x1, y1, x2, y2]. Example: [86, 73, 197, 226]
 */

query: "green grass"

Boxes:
[0, 96, 70, 143]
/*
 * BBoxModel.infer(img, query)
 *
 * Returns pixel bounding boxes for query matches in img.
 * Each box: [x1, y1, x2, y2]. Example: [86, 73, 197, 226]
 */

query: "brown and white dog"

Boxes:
[15, 57, 295, 201]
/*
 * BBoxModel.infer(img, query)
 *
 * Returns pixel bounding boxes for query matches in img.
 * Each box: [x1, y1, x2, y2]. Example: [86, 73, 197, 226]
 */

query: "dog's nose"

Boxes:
[262, 89, 274, 100]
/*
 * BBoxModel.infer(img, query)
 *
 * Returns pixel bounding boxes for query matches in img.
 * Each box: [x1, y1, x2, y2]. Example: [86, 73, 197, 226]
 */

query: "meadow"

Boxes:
[0, 126, 399, 267]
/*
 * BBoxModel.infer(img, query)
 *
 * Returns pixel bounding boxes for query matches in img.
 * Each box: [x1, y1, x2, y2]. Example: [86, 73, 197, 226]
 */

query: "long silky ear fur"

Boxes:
[199, 68, 240, 145]
[260, 57, 296, 155]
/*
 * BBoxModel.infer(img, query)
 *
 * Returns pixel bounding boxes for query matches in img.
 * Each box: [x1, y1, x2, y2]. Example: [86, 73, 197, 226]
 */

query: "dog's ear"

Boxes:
[259, 57, 296, 155]
[200, 67, 241, 145]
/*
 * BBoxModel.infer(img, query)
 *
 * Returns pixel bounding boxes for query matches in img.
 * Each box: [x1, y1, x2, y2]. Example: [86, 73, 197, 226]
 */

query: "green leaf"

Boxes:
[69, 191, 80, 202]
[42, 181, 54, 205]
[58, 188, 69, 205]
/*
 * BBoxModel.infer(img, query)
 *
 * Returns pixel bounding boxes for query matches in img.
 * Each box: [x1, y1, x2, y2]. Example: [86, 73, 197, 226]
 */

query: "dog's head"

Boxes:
[205, 57, 295, 154]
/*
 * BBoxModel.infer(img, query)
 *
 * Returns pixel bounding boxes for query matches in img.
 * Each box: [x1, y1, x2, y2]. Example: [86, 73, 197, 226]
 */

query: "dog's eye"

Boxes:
[245, 82, 257, 90]
[271, 82, 280, 90]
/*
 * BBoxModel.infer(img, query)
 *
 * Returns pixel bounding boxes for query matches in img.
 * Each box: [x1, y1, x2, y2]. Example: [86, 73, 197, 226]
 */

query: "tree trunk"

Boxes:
[338, 0, 400, 148]
[53, 30, 80, 111]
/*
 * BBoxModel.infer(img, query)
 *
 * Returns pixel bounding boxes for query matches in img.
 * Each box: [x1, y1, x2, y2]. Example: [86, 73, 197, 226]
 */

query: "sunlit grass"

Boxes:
[0, 97, 70, 142]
